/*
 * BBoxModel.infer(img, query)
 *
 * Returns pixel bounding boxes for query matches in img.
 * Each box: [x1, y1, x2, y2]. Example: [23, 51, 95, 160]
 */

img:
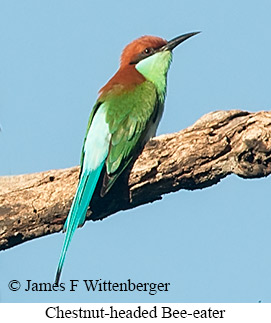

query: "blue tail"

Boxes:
[55, 162, 104, 285]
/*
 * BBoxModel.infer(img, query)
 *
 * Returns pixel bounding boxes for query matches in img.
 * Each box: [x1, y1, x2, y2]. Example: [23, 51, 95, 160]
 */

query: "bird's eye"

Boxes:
[130, 47, 155, 65]
[143, 47, 153, 55]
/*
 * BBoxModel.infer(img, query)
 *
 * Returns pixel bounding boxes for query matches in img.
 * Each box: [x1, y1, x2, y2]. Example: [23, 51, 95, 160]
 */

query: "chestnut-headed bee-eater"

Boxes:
[55, 32, 200, 284]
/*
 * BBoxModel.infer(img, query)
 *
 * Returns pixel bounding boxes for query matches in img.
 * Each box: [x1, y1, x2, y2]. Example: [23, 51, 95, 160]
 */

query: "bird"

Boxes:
[55, 31, 200, 284]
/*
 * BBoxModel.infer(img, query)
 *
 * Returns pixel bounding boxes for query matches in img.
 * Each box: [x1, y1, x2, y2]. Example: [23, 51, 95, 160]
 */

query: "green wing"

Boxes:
[80, 101, 101, 172]
[101, 80, 160, 196]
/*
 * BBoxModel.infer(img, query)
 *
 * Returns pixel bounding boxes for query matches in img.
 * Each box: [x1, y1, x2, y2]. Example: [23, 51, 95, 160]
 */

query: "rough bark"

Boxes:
[1, 110, 271, 251]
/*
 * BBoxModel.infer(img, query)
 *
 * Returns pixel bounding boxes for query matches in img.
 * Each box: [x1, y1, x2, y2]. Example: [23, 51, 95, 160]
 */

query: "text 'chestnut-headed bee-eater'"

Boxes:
[55, 32, 200, 284]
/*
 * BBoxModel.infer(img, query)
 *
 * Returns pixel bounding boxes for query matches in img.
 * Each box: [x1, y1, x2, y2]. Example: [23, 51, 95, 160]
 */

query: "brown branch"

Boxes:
[1, 110, 271, 251]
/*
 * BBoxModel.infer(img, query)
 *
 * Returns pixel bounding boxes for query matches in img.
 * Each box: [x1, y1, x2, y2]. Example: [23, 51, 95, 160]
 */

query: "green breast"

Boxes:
[135, 51, 172, 100]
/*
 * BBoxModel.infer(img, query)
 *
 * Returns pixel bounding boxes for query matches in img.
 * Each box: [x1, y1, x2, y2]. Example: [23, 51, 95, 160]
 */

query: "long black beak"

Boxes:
[161, 32, 200, 51]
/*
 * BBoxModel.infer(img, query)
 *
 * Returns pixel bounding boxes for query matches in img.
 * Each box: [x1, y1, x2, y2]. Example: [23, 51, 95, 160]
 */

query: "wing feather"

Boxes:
[101, 81, 161, 196]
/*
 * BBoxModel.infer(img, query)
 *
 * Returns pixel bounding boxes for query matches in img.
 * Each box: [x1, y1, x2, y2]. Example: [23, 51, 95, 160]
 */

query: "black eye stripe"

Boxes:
[129, 47, 157, 65]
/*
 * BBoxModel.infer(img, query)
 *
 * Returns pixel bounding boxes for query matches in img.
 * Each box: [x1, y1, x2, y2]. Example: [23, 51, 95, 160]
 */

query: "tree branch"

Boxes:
[1, 110, 271, 251]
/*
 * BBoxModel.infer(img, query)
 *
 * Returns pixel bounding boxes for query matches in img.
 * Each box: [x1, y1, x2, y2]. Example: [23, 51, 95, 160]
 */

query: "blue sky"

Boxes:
[0, 0, 271, 302]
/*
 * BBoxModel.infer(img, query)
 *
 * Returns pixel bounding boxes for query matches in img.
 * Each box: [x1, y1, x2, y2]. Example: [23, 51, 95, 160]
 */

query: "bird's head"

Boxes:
[99, 32, 200, 99]
[120, 32, 200, 67]
[119, 32, 200, 96]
